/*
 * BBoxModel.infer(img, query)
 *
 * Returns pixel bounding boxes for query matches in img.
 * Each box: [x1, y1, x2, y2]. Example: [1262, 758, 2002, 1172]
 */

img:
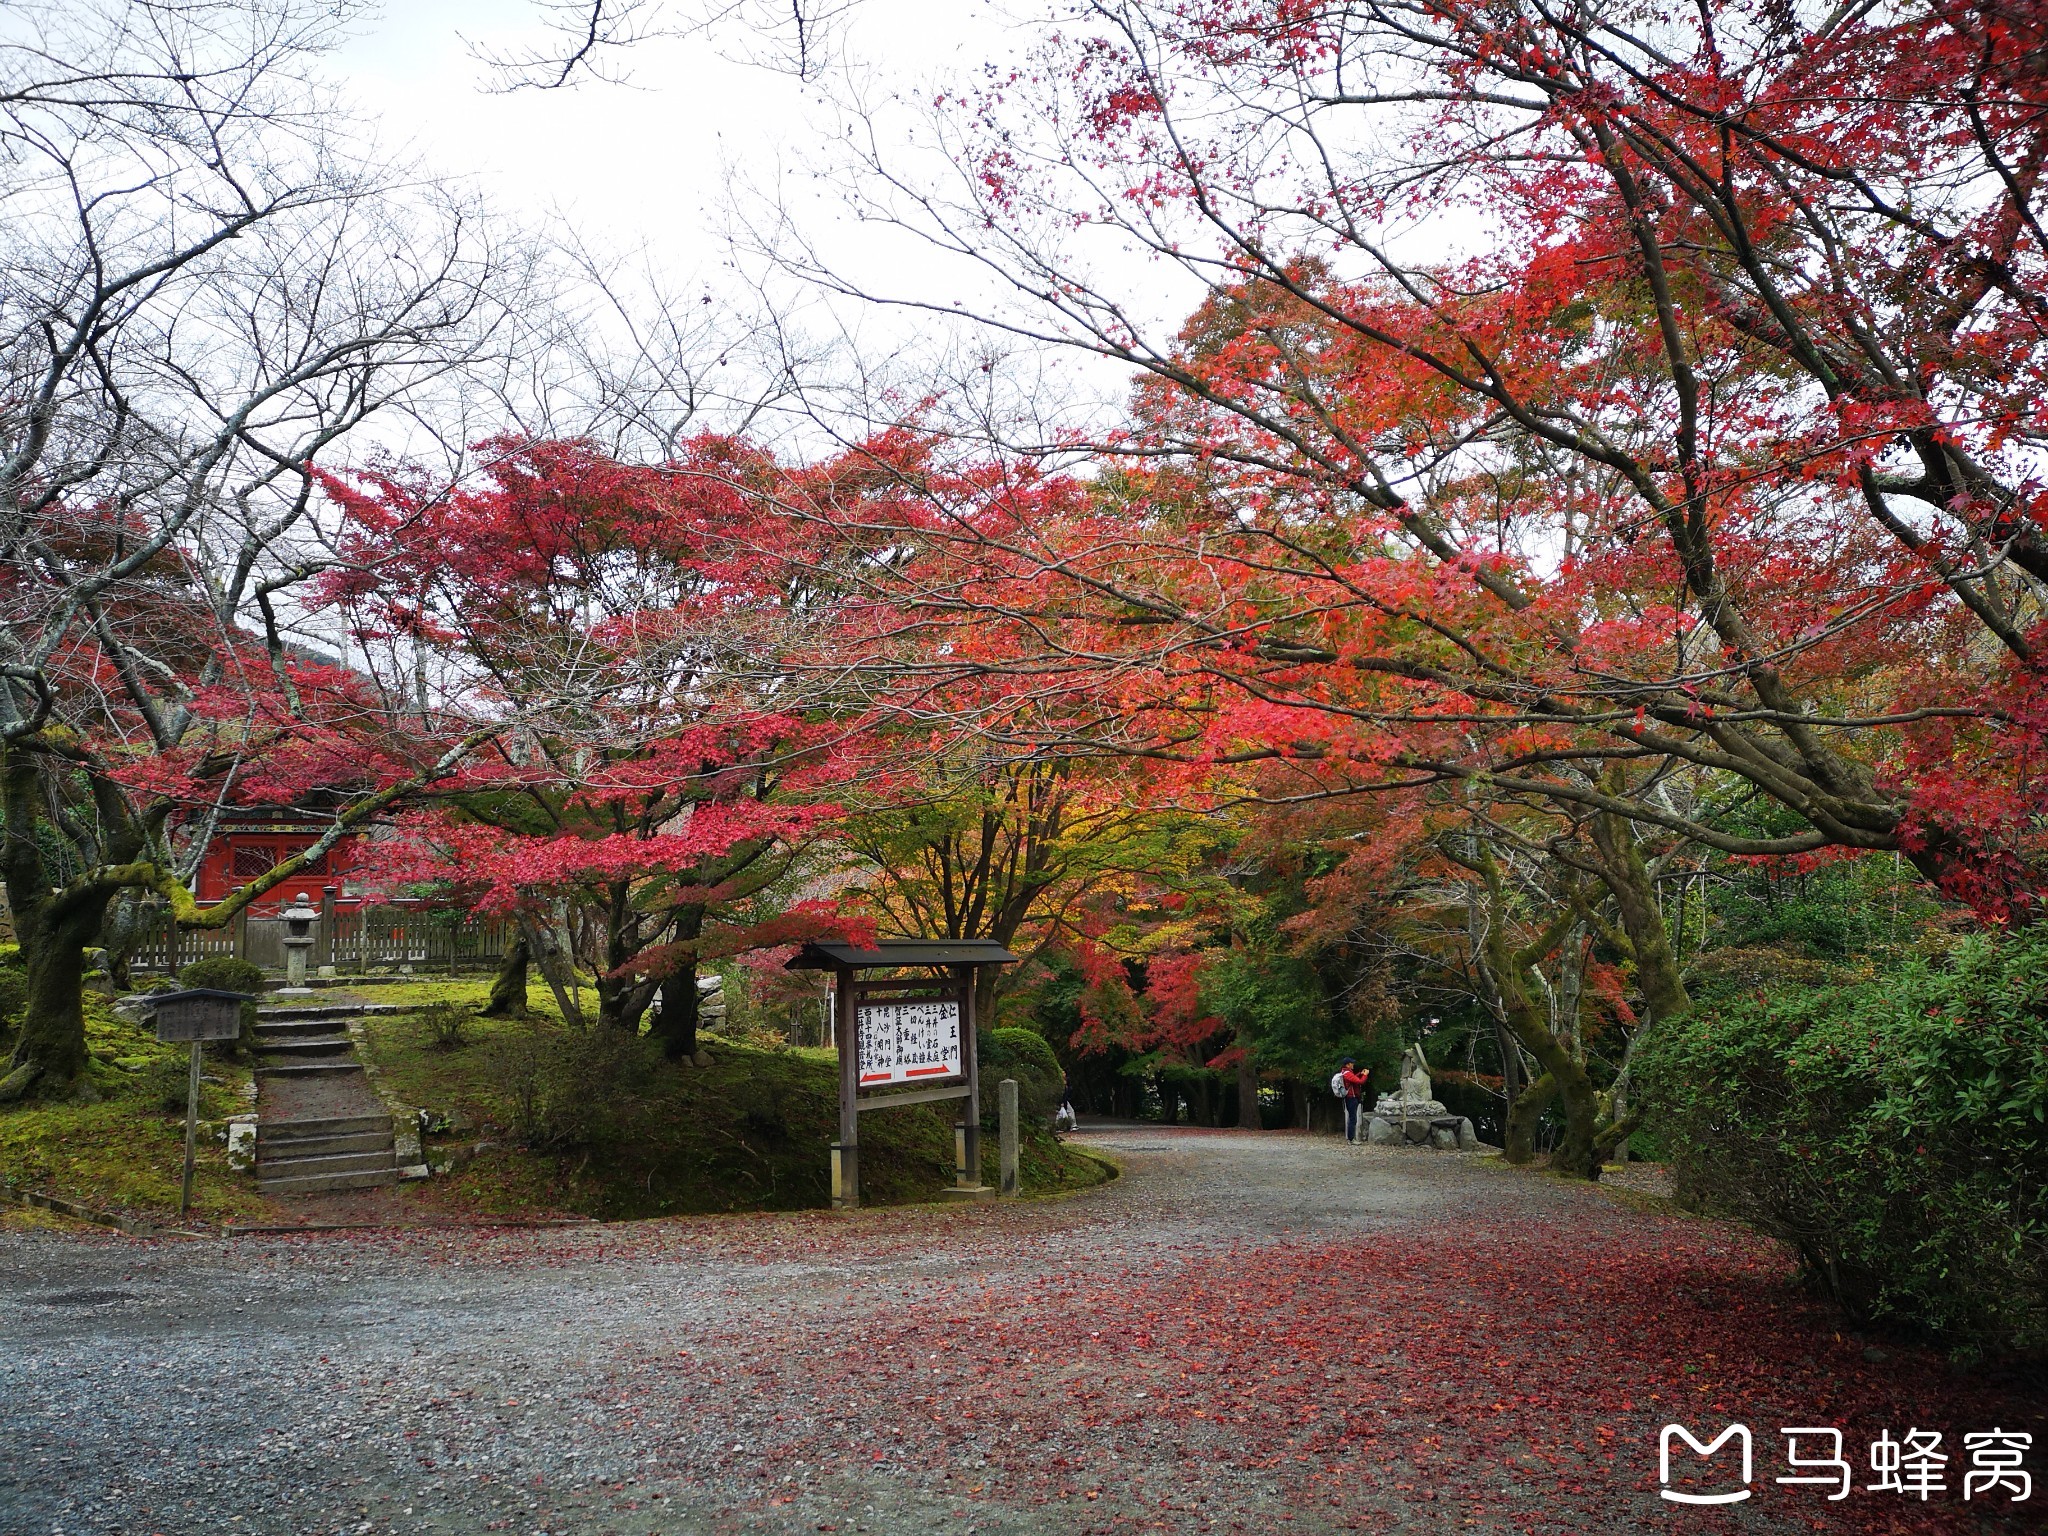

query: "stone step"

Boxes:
[255, 1060, 367, 1078]
[258, 1113, 392, 1143]
[254, 1017, 354, 1040]
[255, 1002, 404, 1023]
[257, 1147, 398, 1179]
[256, 1129, 394, 1162]
[256, 1165, 400, 1196]
[254, 1034, 354, 1056]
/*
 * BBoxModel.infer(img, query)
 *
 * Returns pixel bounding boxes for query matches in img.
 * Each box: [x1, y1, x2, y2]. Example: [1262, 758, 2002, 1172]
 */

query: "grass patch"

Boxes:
[359, 994, 1110, 1220]
[0, 995, 267, 1225]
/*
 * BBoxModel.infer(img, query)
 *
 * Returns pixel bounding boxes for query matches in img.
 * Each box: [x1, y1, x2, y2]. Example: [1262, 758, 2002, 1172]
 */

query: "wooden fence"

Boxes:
[132, 902, 512, 976]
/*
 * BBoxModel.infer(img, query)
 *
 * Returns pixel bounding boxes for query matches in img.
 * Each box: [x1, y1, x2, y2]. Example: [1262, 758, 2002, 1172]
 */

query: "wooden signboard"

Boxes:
[786, 938, 1019, 1210]
[147, 988, 253, 1216]
[151, 989, 246, 1043]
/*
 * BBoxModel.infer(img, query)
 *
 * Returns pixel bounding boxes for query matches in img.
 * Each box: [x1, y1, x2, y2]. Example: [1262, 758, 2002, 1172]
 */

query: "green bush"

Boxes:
[486, 1025, 655, 1149]
[1638, 930, 2048, 1361]
[979, 1026, 1065, 1127]
[417, 1002, 475, 1052]
[177, 956, 266, 995]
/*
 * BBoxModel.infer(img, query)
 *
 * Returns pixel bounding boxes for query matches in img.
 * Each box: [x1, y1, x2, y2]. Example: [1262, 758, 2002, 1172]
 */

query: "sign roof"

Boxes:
[785, 938, 1020, 970]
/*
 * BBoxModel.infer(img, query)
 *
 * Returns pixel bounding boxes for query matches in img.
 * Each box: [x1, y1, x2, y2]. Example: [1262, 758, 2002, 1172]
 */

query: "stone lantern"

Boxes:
[279, 890, 320, 993]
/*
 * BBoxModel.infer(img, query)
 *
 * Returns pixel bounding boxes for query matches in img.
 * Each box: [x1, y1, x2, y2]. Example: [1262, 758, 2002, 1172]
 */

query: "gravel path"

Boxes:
[0, 1129, 2037, 1536]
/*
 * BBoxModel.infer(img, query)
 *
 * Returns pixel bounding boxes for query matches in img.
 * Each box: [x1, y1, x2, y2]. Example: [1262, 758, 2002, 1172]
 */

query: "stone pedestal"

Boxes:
[1359, 1045, 1483, 1151]
[280, 938, 313, 994]
[1364, 1106, 1480, 1150]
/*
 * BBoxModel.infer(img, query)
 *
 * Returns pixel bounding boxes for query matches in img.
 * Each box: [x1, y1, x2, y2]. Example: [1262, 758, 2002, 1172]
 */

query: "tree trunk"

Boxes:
[974, 962, 1003, 1030]
[517, 911, 584, 1027]
[654, 966, 701, 1060]
[1589, 811, 1692, 1028]
[480, 934, 529, 1017]
[650, 905, 706, 1061]
[1235, 1039, 1261, 1129]
[1472, 866, 1610, 1178]
[1, 746, 118, 1098]
[3, 895, 105, 1101]
[1491, 1014, 1525, 1116]
[101, 892, 150, 991]
[1504, 1071, 1558, 1164]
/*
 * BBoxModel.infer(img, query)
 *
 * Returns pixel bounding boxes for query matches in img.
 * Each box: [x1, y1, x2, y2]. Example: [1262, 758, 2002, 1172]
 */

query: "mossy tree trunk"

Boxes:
[100, 891, 151, 991]
[1, 743, 144, 1100]
[2, 898, 102, 1100]
[1504, 1070, 1559, 1164]
[1583, 808, 1690, 1164]
[1463, 846, 1618, 1180]
[650, 904, 704, 1061]
[481, 933, 529, 1017]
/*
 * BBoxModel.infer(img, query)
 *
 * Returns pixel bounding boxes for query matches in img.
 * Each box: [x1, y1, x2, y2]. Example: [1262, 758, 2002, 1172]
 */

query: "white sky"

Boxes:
[335, 1, 1032, 321]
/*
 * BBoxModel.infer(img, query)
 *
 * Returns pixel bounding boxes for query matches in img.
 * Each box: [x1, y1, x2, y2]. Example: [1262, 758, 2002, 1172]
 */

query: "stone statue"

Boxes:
[1365, 1036, 1480, 1148]
[1398, 1042, 1433, 1104]
[1374, 1042, 1444, 1117]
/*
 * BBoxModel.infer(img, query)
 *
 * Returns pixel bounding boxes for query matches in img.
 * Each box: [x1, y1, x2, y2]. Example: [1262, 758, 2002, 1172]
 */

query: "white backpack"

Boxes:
[1329, 1070, 1348, 1099]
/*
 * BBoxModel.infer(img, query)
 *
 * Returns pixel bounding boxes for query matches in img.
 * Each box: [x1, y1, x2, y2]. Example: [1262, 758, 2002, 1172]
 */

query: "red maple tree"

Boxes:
[321, 437, 864, 1051]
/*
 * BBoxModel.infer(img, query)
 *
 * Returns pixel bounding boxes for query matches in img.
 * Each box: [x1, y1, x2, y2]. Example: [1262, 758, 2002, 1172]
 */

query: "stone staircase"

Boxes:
[253, 1003, 402, 1196]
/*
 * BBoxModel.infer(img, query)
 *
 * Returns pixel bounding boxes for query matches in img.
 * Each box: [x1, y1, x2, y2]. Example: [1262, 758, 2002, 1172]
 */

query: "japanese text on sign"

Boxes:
[856, 997, 962, 1086]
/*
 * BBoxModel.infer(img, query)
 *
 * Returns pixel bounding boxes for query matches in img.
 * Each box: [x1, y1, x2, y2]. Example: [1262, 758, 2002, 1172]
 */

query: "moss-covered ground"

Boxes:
[358, 986, 1110, 1221]
[0, 993, 268, 1226]
[0, 976, 1107, 1226]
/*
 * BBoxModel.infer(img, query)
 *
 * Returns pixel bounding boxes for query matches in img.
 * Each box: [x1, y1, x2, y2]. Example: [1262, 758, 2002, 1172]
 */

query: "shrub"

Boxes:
[143, 1053, 198, 1115]
[177, 956, 266, 995]
[486, 1025, 655, 1149]
[1637, 930, 2048, 1362]
[979, 1026, 1065, 1127]
[417, 1002, 474, 1052]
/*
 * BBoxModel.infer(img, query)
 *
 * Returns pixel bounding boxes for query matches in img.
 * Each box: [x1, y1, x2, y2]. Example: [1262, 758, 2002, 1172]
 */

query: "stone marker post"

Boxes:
[998, 1077, 1019, 1197]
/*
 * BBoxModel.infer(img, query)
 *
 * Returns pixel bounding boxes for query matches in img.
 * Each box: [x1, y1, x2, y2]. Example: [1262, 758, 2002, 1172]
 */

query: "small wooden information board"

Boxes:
[787, 938, 1018, 1208]
[150, 988, 246, 1044]
[149, 988, 254, 1217]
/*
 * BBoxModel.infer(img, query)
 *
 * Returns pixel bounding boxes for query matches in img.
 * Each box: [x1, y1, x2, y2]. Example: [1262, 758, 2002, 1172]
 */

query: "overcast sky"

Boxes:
[336, 3, 1021, 311]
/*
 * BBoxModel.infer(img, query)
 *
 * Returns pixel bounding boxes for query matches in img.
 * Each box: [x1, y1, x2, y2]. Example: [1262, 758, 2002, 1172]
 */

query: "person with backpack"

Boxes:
[1331, 1058, 1372, 1143]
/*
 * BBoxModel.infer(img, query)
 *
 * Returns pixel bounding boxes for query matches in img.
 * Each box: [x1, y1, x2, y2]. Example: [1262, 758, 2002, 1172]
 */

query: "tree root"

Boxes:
[0, 1059, 41, 1103]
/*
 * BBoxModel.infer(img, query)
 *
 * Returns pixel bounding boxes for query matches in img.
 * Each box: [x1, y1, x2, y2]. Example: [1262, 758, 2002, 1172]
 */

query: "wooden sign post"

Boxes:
[788, 939, 1018, 1210]
[150, 988, 253, 1218]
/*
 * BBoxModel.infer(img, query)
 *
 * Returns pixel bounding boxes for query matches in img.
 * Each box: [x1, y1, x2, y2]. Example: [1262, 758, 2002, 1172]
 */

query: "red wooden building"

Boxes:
[191, 812, 367, 912]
